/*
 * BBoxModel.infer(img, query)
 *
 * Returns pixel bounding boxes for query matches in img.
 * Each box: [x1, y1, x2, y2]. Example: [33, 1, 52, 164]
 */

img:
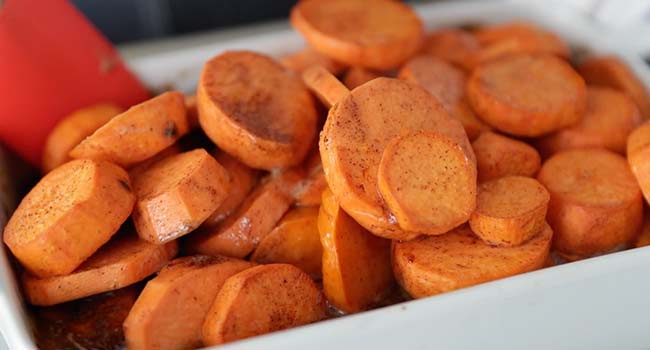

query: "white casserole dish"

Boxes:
[1, 1, 650, 349]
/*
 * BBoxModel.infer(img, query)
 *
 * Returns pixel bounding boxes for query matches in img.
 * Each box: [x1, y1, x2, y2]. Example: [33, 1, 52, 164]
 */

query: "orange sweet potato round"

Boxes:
[290, 0, 423, 70]
[197, 51, 318, 170]
[421, 28, 480, 71]
[467, 54, 587, 137]
[393, 223, 551, 298]
[472, 131, 541, 182]
[538, 148, 643, 260]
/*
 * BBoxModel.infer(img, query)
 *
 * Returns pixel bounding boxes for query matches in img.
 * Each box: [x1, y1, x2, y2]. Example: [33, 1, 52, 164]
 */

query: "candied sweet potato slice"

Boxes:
[42, 104, 122, 173]
[302, 65, 350, 108]
[123, 255, 253, 350]
[538, 148, 643, 260]
[392, 223, 551, 298]
[69, 91, 189, 167]
[197, 51, 317, 170]
[628, 122, 650, 204]
[202, 264, 326, 346]
[469, 176, 549, 247]
[467, 54, 586, 137]
[318, 188, 394, 313]
[3, 159, 134, 277]
[536, 86, 641, 156]
[23, 232, 177, 306]
[472, 131, 541, 182]
[377, 131, 476, 235]
[290, 0, 423, 70]
[185, 170, 302, 258]
[421, 28, 480, 71]
[319, 77, 473, 239]
[578, 55, 650, 119]
[398, 55, 466, 112]
[132, 149, 229, 244]
[251, 207, 322, 277]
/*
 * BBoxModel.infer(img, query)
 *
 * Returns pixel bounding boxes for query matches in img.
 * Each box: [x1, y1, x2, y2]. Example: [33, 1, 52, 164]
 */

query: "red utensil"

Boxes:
[0, 0, 150, 167]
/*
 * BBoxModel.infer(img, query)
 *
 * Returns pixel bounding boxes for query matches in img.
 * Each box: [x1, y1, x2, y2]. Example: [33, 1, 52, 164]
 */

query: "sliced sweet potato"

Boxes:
[474, 22, 570, 63]
[251, 207, 322, 277]
[628, 122, 650, 204]
[421, 28, 480, 71]
[23, 232, 177, 306]
[202, 264, 327, 346]
[184, 170, 302, 258]
[128, 143, 181, 179]
[467, 54, 587, 137]
[536, 86, 642, 156]
[469, 176, 549, 247]
[377, 131, 476, 235]
[132, 149, 229, 244]
[450, 101, 491, 141]
[302, 65, 350, 108]
[3, 159, 134, 277]
[343, 66, 382, 90]
[398, 55, 466, 112]
[197, 51, 317, 170]
[472, 131, 541, 182]
[42, 104, 122, 173]
[578, 55, 650, 119]
[202, 151, 259, 228]
[69, 91, 189, 167]
[318, 188, 393, 312]
[319, 77, 473, 239]
[392, 223, 552, 298]
[538, 148, 643, 260]
[290, 0, 423, 70]
[281, 47, 345, 75]
[123, 255, 254, 350]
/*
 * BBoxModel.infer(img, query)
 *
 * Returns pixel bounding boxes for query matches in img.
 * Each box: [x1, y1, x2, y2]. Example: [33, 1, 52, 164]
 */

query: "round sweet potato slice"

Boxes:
[22, 232, 177, 306]
[377, 132, 476, 235]
[392, 223, 552, 298]
[251, 207, 322, 278]
[3, 159, 134, 277]
[398, 55, 466, 112]
[474, 22, 570, 64]
[320, 77, 473, 239]
[536, 86, 642, 156]
[421, 28, 480, 71]
[302, 65, 350, 108]
[202, 264, 327, 346]
[469, 176, 549, 247]
[467, 54, 587, 137]
[538, 148, 644, 260]
[197, 51, 318, 170]
[317, 188, 393, 312]
[69, 91, 189, 168]
[578, 55, 650, 119]
[472, 131, 541, 182]
[123, 255, 253, 350]
[290, 0, 423, 70]
[628, 122, 650, 204]
[42, 104, 122, 173]
[132, 149, 230, 244]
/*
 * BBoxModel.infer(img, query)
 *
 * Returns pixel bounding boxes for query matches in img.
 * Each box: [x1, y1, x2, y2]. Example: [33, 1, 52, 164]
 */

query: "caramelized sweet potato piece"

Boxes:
[132, 149, 229, 244]
[42, 104, 122, 173]
[536, 86, 641, 156]
[377, 132, 476, 235]
[23, 233, 177, 306]
[467, 54, 586, 137]
[185, 170, 302, 258]
[251, 207, 322, 277]
[69, 91, 189, 167]
[538, 149, 643, 260]
[393, 223, 551, 298]
[197, 51, 317, 170]
[123, 255, 253, 350]
[290, 0, 424, 70]
[3, 159, 134, 277]
[318, 188, 393, 312]
[472, 131, 541, 182]
[421, 28, 480, 71]
[469, 176, 549, 247]
[202, 264, 326, 345]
